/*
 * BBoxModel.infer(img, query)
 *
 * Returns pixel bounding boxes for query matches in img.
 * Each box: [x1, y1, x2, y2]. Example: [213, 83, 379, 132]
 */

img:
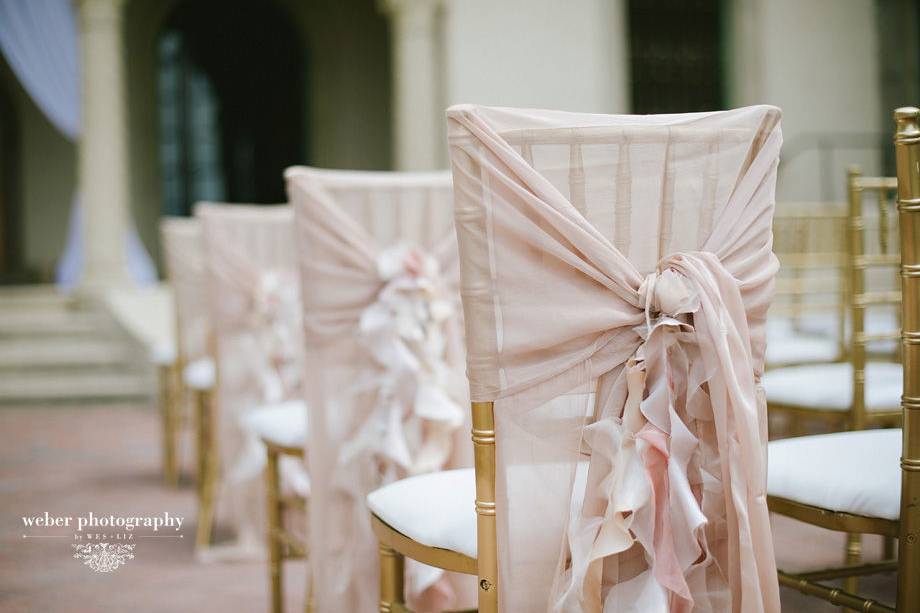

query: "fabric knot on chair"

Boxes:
[637, 264, 700, 324]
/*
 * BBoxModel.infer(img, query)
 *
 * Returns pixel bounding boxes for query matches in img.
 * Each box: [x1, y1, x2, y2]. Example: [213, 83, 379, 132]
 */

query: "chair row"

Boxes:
[153, 104, 920, 613]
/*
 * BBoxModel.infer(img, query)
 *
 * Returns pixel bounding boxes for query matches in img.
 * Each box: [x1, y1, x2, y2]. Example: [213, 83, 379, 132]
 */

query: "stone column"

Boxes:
[379, 0, 442, 171]
[76, 0, 131, 292]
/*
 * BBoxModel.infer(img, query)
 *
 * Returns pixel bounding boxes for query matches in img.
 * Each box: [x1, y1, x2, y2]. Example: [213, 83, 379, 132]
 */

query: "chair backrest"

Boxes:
[196, 202, 301, 542]
[846, 169, 902, 428]
[894, 106, 920, 611]
[285, 167, 468, 612]
[770, 201, 848, 361]
[448, 104, 783, 611]
[159, 216, 209, 366]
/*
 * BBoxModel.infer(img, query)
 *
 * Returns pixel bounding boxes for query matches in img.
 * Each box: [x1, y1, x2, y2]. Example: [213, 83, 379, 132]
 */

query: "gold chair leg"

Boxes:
[472, 402, 499, 613]
[160, 364, 179, 488]
[378, 543, 405, 613]
[843, 532, 862, 596]
[195, 390, 206, 502]
[195, 390, 217, 549]
[304, 574, 313, 613]
[267, 445, 284, 613]
[265, 447, 284, 613]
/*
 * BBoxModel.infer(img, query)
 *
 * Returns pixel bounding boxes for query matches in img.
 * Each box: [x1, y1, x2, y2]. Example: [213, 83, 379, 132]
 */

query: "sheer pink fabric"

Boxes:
[160, 217, 209, 365]
[197, 203, 305, 548]
[447, 104, 782, 612]
[285, 167, 475, 613]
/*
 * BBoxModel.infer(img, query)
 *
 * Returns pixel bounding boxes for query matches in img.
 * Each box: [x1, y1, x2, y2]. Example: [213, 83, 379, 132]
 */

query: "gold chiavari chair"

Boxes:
[371, 104, 784, 612]
[767, 167, 903, 589]
[765, 107, 920, 612]
[767, 202, 848, 369]
[196, 203, 309, 613]
[159, 216, 220, 544]
[764, 169, 903, 436]
[287, 167, 468, 612]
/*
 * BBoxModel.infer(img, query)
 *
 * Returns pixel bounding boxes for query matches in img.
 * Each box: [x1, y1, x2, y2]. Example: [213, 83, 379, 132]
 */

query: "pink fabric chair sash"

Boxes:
[447, 104, 782, 612]
[197, 203, 304, 546]
[207, 238, 303, 406]
[286, 168, 471, 612]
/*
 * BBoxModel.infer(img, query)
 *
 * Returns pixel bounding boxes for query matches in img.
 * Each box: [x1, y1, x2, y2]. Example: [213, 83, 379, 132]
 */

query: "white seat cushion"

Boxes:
[764, 361, 902, 411]
[367, 462, 590, 561]
[183, 358, 216, 391]
[240, 400, 308, 449]
[368, 468, 478, 559]
[150, 340, 177, 366]
[766, 311, 899, 364]
[766, 335, 839, 366]
[768, 429, 901, 520]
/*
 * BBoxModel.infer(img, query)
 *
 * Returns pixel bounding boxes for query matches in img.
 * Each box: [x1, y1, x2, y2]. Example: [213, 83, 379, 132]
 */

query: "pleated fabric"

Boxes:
[447, 104, 783, 612]
[160, 216, 209, 365]
[285, 167, 475, 613]
[197, 203, 305, 549]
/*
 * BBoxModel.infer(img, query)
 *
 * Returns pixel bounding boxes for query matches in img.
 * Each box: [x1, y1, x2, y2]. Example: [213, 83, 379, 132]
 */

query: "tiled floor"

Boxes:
[0, 405, 896, 612]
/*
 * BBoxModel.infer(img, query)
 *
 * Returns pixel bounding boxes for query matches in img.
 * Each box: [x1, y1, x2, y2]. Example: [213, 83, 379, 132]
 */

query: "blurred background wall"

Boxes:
[0, 0, 917, 286]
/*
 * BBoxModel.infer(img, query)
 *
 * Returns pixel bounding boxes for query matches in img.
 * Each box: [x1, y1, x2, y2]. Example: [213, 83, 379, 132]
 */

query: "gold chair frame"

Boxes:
[194, 383, 217, 548]
[768, 170, 903, 435]
[264, 438, 308, 613]
[158, 360, 181, 487]
[767, 107, 920, 612]
[372, 401, 493, 613]
[192, 331, 220, 549]
[845, 169, 903, 432]
[769, 201, 849, 367]
[769, 169, 902, 589]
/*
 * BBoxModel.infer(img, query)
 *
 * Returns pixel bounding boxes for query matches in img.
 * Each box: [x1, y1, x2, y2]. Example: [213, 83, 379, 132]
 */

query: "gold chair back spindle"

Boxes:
[769, 202, 849, 367]
[848, 167, 869, 430]
[895, 106, 920, 612]
[849, 173, 902, 431]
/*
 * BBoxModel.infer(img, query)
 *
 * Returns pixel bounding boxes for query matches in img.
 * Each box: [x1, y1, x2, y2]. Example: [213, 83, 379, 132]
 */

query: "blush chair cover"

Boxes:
[447, 104, 783, 612]
[160, 217, 210, 369]
[197, 203, 307, 549]
[285, 167, 473, 613]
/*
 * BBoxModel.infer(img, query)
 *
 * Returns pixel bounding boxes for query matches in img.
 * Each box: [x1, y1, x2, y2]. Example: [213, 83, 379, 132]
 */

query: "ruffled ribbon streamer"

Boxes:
[334, 244, 465, 600]
[216, 262, 307, 494]
[552, 252, 777, 613]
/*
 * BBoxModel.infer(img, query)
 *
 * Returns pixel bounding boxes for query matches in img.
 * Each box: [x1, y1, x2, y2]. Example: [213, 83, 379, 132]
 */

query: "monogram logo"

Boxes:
[72, 542, 135, 573]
